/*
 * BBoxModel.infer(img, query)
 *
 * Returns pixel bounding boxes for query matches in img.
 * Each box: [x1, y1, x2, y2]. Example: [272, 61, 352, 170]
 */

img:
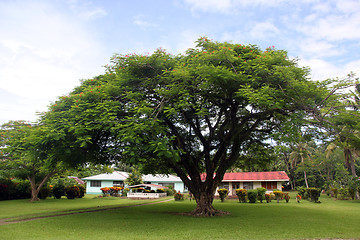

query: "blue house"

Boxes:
[83, 171, 185, 194]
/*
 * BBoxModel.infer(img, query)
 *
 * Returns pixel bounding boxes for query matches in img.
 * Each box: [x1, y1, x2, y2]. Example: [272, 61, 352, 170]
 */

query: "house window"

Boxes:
[158, 183, 174, 188]
[90, 180, 101, 187]
[243, 182, 253, 190]
[113, 181, 124, 186]
[261, 181, 278, 190]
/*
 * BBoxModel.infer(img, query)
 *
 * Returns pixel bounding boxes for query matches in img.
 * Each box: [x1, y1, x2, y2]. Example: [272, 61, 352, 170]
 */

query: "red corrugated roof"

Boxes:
[200, 171, 289, 181]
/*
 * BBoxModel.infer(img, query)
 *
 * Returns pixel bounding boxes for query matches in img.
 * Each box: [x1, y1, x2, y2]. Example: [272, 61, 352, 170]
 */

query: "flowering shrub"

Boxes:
[174, 191, 184, 201]
[66, 185, 80, 199]
[156, 188, 165, 193]
[296, 194, 302, 203]
[100, 187, 110, 196]
[297, 186, 309, 200]
[217, 188, 229, 202]
[236, 188, 247, 203]
[110, 186, 123, 197]
[283, 193, 290, 203]
[265, 193, 271, 203]
[78, 185, 85, 198]
[273, 191, 283, 203]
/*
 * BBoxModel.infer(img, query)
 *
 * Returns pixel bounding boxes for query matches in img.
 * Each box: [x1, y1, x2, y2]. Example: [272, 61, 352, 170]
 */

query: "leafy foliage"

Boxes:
[41, 38, 330, 215]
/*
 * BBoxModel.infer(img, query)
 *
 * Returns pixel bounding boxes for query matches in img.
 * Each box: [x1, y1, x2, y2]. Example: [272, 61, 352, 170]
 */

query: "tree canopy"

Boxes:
[42, 38, 330, 215]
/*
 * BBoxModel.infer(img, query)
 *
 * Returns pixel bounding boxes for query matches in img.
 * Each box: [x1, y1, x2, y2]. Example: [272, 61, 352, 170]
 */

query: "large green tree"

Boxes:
[43, 38, 329, 216]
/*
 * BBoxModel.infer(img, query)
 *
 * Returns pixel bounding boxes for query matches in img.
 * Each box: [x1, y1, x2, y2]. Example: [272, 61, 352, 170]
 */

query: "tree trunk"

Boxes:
[29, 176, 40, 202]
[28, 172, 55, 202]
[304, 171, 309, 188]
[191, 191, 217, 217]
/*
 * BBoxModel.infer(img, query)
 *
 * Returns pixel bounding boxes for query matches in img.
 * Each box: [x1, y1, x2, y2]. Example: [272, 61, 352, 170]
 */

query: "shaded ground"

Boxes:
[0, 198, 172, 225]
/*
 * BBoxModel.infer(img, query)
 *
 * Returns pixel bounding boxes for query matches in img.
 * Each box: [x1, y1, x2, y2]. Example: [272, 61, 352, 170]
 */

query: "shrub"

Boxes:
[122, 188, 129, 196]
[12, 179, 31, 199]
[52, 184, 65, 199]
[100, 187, 111, 196]
[0, 183, 9, 200]
[247, 190, 257, 203]
[66, 185, 80, 199]
[296, 194, 302, 203]
[174, 191, 184, 201]
[265, 193, 271, 203]
[273, 191, 283, 203]
[39, 185, 51, 199]
[297, 187, 309, 200]
[283, 193, 290, 203]
[338, 188, 349, 200]
[164, 188, 176, 196]
[156, 188, 165, 193]
[256, 187, 266, 203]
[331, 187, 338, 198]
[217, 188, 229, 202]
[78, 185, 86, 198]
[236, 188, 247, 203]
[307, 187, 321, 202]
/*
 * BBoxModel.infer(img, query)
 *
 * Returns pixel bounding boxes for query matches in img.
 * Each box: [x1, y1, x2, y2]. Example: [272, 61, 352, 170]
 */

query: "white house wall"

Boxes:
[86, 180, 114, 194]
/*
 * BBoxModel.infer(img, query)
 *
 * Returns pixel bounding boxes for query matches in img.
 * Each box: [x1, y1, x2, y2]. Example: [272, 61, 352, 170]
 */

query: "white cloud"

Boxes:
[183, 0, 287, 14]
[298, 58, 360, 81]
[0, 1, 106, 123]
[297, 39, 344, 58]
[133, 15, 157, 28]
[67, 0, 107, 20]
[249, 22, 280, 39]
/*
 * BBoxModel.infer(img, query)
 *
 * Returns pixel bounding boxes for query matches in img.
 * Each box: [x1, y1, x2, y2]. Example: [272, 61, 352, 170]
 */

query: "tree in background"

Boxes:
[42, 38, 330, 216]
[0, 121, 66, 201]
[124, 168, 143, 186]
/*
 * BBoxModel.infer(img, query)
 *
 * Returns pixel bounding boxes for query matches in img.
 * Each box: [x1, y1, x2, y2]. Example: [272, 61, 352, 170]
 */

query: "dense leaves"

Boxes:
[41, 38, 329, 215]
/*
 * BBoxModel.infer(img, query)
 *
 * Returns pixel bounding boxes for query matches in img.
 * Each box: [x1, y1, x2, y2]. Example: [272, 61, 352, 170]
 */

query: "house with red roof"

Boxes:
[212, 171, 289, 196]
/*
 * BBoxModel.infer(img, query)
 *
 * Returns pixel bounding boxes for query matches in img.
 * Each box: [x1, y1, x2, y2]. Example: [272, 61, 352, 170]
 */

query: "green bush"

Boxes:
[256, 187, 266, 203]
[307, 187, 321, 202]
[297, 186, 309, 200]
[338, 188, 349, 200]
[164, 187, 175, 196]
[217, 188, 229, 202]
[331, 187, 338, 198]
[12, 179, 31, 199]
[52, 184, 65, 199]
[0, 183, 9, 200]
[39, 185, 51, 199]
[247, 190, 257, 203]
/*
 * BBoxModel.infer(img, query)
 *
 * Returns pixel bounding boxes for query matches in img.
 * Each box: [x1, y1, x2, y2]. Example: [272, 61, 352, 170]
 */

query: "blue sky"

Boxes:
[1, 0, 360, 124]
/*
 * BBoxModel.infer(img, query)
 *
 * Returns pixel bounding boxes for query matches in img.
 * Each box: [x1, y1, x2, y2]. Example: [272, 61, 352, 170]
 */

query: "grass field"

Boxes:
[1, 193, 360, 240]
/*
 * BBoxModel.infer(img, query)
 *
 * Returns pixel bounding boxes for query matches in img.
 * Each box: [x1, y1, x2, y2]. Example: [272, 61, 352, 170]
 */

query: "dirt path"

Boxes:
[0, 199, 173, 226]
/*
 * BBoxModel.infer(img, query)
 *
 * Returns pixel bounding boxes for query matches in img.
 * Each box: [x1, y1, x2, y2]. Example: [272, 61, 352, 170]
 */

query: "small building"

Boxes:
[213, 171, 290, 196]
[82, 171, 185, 194]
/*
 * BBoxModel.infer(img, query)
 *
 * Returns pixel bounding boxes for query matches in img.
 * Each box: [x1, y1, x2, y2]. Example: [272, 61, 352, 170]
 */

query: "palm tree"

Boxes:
[289, 142, 313, 188]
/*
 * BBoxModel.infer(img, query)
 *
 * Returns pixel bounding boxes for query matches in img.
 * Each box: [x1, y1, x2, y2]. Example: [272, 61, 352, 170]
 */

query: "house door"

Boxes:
[232, 183, 240, 195]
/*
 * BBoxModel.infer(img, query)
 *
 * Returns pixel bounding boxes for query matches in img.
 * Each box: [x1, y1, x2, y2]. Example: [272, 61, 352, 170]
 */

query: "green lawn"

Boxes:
[1, 193, 360, 240]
